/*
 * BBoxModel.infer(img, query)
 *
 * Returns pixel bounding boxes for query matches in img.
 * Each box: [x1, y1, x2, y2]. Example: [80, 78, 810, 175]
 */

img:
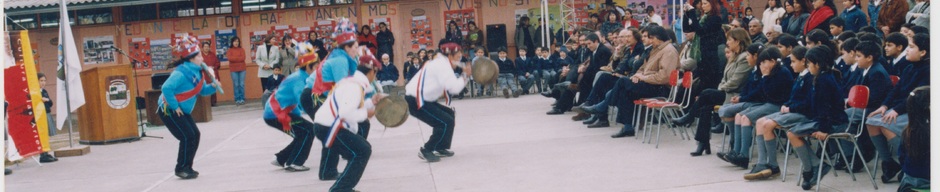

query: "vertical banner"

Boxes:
[5, 31, 49, 158]
[149, 39, 173, 71]
[128, 37, 152, 70]
[248, 30, 268, 61]
[314, 20, 336, 50]
[215, 29, 237, 62]
[81, 35, 115, 64]
[410, 16, 432, 50]
[443, 9, 475, 36]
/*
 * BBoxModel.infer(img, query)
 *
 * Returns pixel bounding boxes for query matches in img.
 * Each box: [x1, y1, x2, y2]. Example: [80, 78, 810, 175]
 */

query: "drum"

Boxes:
[471, 57, 499, 84]
[375, 96, 409, 127]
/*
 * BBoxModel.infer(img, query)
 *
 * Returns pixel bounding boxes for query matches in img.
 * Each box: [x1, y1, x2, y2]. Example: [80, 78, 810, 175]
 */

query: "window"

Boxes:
[363, 0, 392, 2]
[7, 15, 38, 30]
[123, 4, 158, 22]
[280, 0, 315, 9]
[242, 0, 277, 12]
[317, 0, 353, 6]
[76, 8, 112, 25]
[40, 12, 76, 28]
[197, 0, 233, 16]
[159, 1, 196, 19]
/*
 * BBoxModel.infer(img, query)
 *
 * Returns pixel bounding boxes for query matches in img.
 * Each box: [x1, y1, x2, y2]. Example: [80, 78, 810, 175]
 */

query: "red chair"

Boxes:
[632, 70, 679, 141]
[643, 71, 694, 148]
[889, 75, 899, 86]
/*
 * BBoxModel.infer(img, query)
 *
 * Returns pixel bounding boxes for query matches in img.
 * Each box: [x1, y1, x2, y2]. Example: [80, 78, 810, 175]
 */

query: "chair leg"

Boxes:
[782, 139, 792, 182]
[720, 122, 729, 153]
[851, 138, 879, 190]
[816, 139, 830, 192]
[655, 109, 665, 148]
[833, 139, 857, 181]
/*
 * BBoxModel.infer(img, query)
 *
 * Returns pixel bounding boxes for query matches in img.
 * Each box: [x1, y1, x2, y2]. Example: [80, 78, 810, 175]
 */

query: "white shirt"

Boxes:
[799, 69, 810, 77]
[762, 7, 786, 34]
[892, 49, 908, 66]
[313, 71, 372, 134]
[405, 54, 468, 102]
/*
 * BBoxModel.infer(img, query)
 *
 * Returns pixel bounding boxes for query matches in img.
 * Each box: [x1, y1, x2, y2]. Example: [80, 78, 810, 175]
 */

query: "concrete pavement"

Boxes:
[4, 95, 896, 191]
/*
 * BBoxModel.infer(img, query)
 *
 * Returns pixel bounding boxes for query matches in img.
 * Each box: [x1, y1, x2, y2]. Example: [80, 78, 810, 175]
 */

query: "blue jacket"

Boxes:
[515, 57, 532, 76]
[780, 57, 795, 76]
[885, 56, 911, 76]
[403, 61, 419, 81]
[868, 3, 881, 32]
[740, 66, 794, 104]
[554, 56, 573, 71]
[835, 59, 851, 76]
[883, 60, 929, 114]
[496, 58, 516, 75]
[377, 62, 399, 82]
[266, 74, 285, 91]
[841, 63, 892, 112]
[159, 61, 218, 114]
[786, 72, 815, 116]
[263, 70, 310, 119]
[318, 48, 358, 84]
[841, 6, 868, 33]
[810, 72, 848, 133]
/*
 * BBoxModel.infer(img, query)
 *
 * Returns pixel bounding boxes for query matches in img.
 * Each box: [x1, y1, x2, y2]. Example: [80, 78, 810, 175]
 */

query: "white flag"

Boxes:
[56, 0, 86, 129]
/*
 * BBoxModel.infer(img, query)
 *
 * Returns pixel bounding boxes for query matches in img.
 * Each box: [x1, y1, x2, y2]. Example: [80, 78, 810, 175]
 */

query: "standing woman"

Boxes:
[227, 37, 247, 105]
[905, 0, 929, 28]
[464, 21, 485, 54]
[683, 0, 727, 100]
[446, 20, 464, 47]
[376, 22, 396, 61]
[307, 31, 328, 61]
[785, 0, 812, 37]
[359, 25, 378, 54]
[279, 36, 298, 75]
[842, 0, 868, 33]
[159, 36, 219, 179]
[804, 0, 839, 35]
[255, 35, 280, 93]
[201, 42, 221, 106]
[762, 0, 787, 34]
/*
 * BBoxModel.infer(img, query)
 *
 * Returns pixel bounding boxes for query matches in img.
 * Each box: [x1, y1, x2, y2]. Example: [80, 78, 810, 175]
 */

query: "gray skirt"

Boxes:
[739, 103, 781, 123]
[764, 112, 816, 135]
[866, 113, 909, 135]
[718, 102, 760, 118]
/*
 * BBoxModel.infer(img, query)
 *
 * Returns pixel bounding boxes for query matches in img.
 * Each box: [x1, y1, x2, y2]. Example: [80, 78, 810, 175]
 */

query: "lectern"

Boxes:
[77, 64, 140, 144]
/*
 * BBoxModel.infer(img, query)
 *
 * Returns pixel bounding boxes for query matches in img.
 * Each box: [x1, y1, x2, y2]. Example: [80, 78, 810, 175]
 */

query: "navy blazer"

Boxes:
[403, 61, 420, 81]
[810, 72, 848, 133]
[377, 62, 399, 82]
[496, 58, 517, 75]
[740, 66, 794, 104]
[885, 56, 911, 76]
[841, 63, 892, 112]
[883, 60, 929, 114]
[786, 72, 815, 116]
[554, 56, 573, 71]
[515, 57, 532, 76]
[266, 74, 285, 91]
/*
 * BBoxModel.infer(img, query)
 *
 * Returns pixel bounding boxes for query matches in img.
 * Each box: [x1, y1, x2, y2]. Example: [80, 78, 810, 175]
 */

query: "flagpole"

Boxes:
[60, 0, 76, 148]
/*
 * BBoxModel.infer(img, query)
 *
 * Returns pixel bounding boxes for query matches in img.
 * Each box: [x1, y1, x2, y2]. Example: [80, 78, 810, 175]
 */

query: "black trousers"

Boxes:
[313, 124, 372, 192]
[260, 77, 270, 93]
[691, 89, 727, 142]
[159, 109, 201, 173]
[613, 79, 668, 132]
[405, 96, 455, 151]
[300, 88, 328, 121]
[585, 73, 619, 106]
[319, 122, 370, 180]
[264, 114, 316, 166]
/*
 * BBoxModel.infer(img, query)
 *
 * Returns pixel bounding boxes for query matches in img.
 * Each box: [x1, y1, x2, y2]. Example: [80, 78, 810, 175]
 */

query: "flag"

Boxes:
[56, 0, 86, 130]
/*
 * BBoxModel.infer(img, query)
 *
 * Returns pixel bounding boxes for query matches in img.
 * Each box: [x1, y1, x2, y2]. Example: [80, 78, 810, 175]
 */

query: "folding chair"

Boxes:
[632, 70, 679, 140]
[889, 75, 899, 86]
[644, 71, 694, 148]
[812, 85, 879, 191]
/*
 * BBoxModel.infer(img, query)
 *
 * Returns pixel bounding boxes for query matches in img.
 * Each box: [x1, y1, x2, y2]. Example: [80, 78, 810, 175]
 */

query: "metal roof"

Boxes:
[4, 0, 188, 16]
[4, 0, 114, 10]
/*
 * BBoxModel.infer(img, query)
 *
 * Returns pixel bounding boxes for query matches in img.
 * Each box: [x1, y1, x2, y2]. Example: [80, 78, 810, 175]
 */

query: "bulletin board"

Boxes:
[269, 25, 294, 44]
[411, 16, 433, 50]
[314, 20, 336, 50]
[443, 9, 475, 36]
[215, 29, 237, 61]
[82, 35, 115, 65]
[294, 26, 312, 42]
[367, 17, 392, 31]
[128, 37, 152, 70]
[249, 30, 268, 61]
[149, 38, 173, 71]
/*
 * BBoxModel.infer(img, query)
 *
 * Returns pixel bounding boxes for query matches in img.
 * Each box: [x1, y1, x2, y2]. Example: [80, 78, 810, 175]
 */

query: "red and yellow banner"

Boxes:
[5, 31, 51, 158]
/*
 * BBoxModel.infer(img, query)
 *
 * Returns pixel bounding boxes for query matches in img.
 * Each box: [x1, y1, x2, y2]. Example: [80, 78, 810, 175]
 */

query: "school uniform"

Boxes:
[866, 59, 929, 135]
[263, 69, 316, 168]
[718, 69, 763, 118]
[835, 57, 851, 76]
[495, 57, 520, 93]
[266, 74, 285, 91]
[312, 72, 372, 192]
[403, 61, 420, 82]
[157, 61, 218, 174]
[763, 70, 815, 132]
[842, 62, 892, 122]
[790, 72, 847, 135]
[515, 56, 535, 93]
[377, 62, 399, 86]
[885, 53, 911, 76]
[739, 66, 794, 123]
[405, 54, 467, 153]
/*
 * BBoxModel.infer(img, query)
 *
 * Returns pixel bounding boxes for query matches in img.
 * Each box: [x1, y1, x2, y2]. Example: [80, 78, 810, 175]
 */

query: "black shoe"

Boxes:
[512, 90, 521, 98]
[540, 91, 552, 98]
[503, 89, 510, 98]
[419, 148, 440, 162]
[672, 114, 694, 127]
[175, 171, 198, 179]
[39, 153, 57, 163]
[881, 160, 902, 183]
[587, 121, 610, 128]
[690, 141, 712, 156]
[582, 104, 603, 114]
[728, 154, 750, 169]
[802, 164, 831, 190]
[4, 168, 10, 175]
[800, 170, 814, 190]
[434, 149, 455, 157]
[546, 109, 565, 115]
[710, 124, 725, 134]
[571, 113, 590, 121]
[583, 115, 598, 125]
[717, 151, 735, 162]
[611, 125, 635, 138]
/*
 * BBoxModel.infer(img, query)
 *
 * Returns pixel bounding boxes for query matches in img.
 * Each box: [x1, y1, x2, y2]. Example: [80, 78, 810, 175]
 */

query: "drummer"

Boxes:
[406, 39, 470, 162]
[311, 63, 379, 192]
[262, 44, 319, 172]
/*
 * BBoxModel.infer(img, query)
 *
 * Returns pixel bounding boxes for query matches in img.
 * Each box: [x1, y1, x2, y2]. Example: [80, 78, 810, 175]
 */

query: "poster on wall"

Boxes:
[367, 17, 392, 32]
[149, 39, 173, 71]
[527, 6, 563, 31]
[514, 9, 530, 25]
[215, 29, 237, 62]
[270, 25, 294, 44]
[569, 3, 593, 29]
[249, 30, 268, 61]
[443, 9, 474, 36]
[128, 37, 152, 70]
[410, 16, 432, 50]
[82, 35, 115, 65]
[294, 26, 312, 42]
[197, 34, 216, 60]
[314, 20, 336, 50]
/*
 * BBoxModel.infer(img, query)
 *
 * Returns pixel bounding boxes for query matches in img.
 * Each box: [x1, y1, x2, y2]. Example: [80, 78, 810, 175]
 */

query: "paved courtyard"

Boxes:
[5, 95, 897, 191]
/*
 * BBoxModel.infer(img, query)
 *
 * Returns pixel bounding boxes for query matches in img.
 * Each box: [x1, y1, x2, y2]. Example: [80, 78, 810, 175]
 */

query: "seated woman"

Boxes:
[718, 45, 794, 168]
[897, 86, 930, 191]
[749, 46, 847, 191]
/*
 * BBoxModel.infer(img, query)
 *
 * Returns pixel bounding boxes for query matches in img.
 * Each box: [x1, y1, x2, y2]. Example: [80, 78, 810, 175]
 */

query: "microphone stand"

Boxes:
[112, 46, 163, 139]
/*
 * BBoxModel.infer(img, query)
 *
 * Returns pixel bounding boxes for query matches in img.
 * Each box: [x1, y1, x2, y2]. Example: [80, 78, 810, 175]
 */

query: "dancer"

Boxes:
[263, 43, 319, 172]
[406, 40, 470, 162]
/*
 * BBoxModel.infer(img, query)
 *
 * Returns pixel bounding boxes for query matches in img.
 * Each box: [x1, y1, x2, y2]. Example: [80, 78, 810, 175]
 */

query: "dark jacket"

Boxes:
[741, 66, 794, 104]
[617, 42, 644, 75]
[403, 61, 420, 81]
[496, 57, 517, 75]
[886, 56, 911, 76]
[514, 57, 532, 76]
[810, 72, 848, 134]
[554, 56, 572, 71]
[41, 89, 52, 113]
[376, 30, 395, 57]
[684, 10, 726, 77]
[786, 72, 816, 116]
[841, 62, 892, 112]
[582, 45, 613, 85]
[266, 74, 285, 91]
[377, 62, 399, 82]
[841, 6, 868, 33]
[785, 13, 811, 37]
[882, 59, 929, 114]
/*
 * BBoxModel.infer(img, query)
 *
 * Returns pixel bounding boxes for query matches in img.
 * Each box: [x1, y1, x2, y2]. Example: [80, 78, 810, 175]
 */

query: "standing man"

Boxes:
[609, 25, 678, 138]
[406, 40, 470, 162]
[516, 16, 537, 58]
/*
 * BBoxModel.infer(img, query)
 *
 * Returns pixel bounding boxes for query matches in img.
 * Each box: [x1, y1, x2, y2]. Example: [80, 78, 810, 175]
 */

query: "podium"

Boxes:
[145, 90, 212, 126]
[77, 64, 141, 144]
